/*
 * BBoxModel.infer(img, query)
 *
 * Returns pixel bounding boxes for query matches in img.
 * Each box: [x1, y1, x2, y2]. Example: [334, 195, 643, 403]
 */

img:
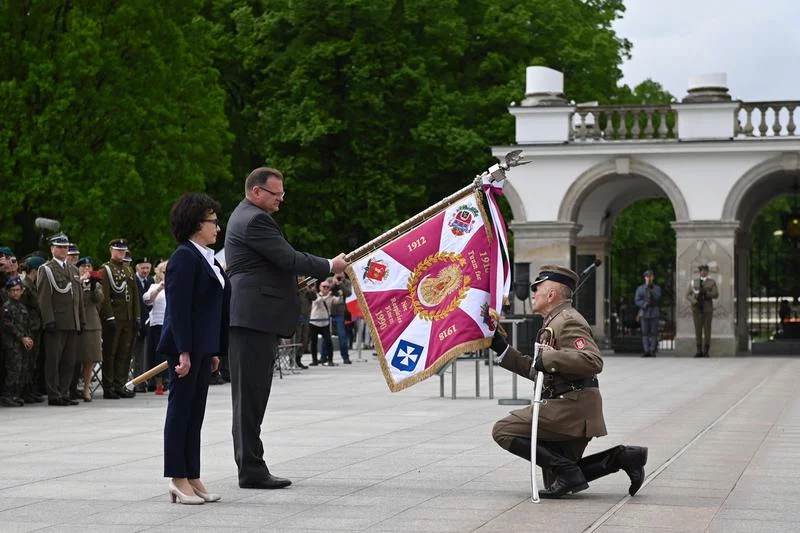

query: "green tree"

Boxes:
[0, 1, 231, 260]
[206, 0, 632, 256]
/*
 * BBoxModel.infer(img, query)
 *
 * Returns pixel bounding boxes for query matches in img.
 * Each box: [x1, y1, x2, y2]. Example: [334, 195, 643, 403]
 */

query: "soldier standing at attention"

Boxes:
[20, 256, 45, 403]
[99, 239, 140, 399]
[37, 233, 85, 406]
[1, 277, 34, 407]
[490, 265, 648, 498]
[635, 269, 662, 358]
[687, 264, 718, 358]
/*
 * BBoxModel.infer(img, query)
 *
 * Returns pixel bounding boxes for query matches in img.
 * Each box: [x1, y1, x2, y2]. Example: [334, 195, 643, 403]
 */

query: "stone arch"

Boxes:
[502, 180, 527, 222]
[557, 158, 690, 223]
[722, 155, 799, 223]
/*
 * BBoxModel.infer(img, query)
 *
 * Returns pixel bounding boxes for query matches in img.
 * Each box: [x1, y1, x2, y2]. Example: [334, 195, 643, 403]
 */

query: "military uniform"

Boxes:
[20, 266, 44, 402]
[1, 279, 32, 406]
[36, 234, 85, 405]
[686, 264, 718, 357]
[491, 265, 647, 498]
[99, 239, 140, 397]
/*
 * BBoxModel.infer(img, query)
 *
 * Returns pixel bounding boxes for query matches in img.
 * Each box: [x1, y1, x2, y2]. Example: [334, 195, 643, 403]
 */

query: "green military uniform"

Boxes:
[21, 270, 44, 401]
[36, 234, 85, 405]
[2, 292, 32, 405]
[491, 265, 646, 499]
[686, 264, 719, 357]
[99, 239, 140, 397]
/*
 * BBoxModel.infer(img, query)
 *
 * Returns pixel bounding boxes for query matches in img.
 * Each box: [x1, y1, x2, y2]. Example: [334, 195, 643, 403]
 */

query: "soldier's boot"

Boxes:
[537, 444, 588, 499]
[578, 445, 648, 496]
[506, 438, 558, 489]
[693, 344, 704, 358]
[295, 355, 308, 370]
[702, 344, 710, 357]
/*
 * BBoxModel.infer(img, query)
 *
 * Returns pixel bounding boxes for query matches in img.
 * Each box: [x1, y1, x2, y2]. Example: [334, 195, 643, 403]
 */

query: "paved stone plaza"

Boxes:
[1, 353, 799, 532]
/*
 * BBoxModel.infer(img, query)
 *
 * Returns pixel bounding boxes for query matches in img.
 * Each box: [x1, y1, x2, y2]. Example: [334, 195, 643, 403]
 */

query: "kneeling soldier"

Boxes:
[491, 265, 648, 498]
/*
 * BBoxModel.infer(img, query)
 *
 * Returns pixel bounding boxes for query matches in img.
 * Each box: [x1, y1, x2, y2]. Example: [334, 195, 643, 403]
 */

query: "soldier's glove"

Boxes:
[490, 330, 508, 355]
[44, 322, 56, 333]
[106, 317, 117, 333]
[533, 353, 546, 373]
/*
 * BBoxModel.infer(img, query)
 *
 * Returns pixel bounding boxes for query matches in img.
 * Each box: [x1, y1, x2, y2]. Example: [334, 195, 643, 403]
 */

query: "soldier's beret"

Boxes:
[4, 276, 22, 288]
[24, 256, 46, 270]
[49, 233, 70, 247]
[67, 244, 80, 255]
[108, 238, 128, 251]
[76, 256, 93, 267]
[531, 264, 579, 291]
[134, 257, 151, 265]
[698, 264, 709, 271]
[0, 246, 13, 256]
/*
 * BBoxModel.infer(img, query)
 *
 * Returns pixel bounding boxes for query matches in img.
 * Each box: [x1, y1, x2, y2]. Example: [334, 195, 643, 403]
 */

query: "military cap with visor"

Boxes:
[48, 233, 70, 246]
[531, 264, 579, 292]
[108, 238, 129, 251]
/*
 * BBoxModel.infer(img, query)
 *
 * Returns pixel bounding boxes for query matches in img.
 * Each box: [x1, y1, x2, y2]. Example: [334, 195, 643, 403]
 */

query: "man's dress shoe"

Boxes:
[538, 475, 589, 499]
[239, 474, 292, 489]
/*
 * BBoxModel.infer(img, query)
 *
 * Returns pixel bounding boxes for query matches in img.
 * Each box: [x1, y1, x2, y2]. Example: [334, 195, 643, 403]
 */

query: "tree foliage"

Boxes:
[1, 0, 632, 260]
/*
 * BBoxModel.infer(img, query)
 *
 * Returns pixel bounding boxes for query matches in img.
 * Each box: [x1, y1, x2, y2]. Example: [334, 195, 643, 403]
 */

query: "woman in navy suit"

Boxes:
[159, 193, 230, 504]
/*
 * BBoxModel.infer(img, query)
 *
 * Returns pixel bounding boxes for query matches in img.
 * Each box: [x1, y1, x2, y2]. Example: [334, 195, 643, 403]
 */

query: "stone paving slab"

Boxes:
[0, 354, 799, 532]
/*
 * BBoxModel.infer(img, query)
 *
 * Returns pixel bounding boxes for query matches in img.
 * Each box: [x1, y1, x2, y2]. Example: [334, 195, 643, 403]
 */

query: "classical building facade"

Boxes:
[494, 67, 800, 356]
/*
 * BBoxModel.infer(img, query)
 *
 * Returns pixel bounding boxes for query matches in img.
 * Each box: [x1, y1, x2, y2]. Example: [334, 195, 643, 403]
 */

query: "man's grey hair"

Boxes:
[244, 167, 283, 194]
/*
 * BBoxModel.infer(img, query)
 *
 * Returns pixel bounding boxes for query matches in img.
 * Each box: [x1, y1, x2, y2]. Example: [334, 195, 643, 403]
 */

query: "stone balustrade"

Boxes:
[571, 105, 677, 141]
[736, 101, 798, 137]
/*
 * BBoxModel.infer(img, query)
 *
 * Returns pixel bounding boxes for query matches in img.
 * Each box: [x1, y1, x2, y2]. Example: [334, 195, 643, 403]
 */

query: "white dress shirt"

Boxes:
[189, 240, 225, 288]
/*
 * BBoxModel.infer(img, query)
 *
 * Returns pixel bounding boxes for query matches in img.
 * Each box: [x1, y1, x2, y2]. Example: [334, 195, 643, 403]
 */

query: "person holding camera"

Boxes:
[328, 273, 352, 364]
[308, 279, 341, 366]
[72, 257, 104, 402]
[686, 264, 718, 357]
[635, 270, 662, 358]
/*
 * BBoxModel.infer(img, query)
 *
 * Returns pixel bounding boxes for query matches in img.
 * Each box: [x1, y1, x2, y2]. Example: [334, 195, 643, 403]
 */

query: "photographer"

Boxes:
[71, 257, 104, 401]
[308, 279, 341, 366]
[634, 270, 661, 358]
[686, 264, 719, 357]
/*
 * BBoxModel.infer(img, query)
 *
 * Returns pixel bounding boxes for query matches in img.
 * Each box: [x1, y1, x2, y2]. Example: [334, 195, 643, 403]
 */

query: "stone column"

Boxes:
[575, 235, 610, 341]
[734, 231, 750, 353]
[509, 221, 581, 314]
[671, 220, 740, 356]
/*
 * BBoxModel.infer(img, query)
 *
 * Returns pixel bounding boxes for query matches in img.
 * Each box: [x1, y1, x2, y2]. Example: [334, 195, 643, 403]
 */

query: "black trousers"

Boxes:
[310, 323, 332, 362]
[229, 326, 277, 484]
[163, 353, 211, 478]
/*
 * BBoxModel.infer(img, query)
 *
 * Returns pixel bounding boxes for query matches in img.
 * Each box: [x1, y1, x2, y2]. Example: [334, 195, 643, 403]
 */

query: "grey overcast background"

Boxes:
[613, 0, 800, 101]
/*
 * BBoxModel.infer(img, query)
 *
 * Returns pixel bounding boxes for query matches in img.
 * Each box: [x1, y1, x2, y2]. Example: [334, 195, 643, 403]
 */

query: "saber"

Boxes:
[125, 361, 168, 390]
[529, 260, 601, 502]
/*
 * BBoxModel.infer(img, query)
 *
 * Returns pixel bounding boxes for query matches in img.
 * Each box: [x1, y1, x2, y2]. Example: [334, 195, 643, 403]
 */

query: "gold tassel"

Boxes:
[488, 308, 507, 337]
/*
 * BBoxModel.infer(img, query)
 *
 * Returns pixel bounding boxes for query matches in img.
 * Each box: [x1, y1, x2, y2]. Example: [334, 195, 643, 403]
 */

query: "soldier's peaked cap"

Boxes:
[531, 265, 579, 291]
[5, 276, 22, 288]
[49, 233, 70, 246]
[108, 238, 128, 251]
[67, 244, 80, 255]
[698, 264, 709, 271]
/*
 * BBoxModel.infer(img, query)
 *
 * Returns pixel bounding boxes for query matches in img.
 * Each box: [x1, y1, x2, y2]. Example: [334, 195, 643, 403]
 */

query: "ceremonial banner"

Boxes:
[347, 186, 509, 392]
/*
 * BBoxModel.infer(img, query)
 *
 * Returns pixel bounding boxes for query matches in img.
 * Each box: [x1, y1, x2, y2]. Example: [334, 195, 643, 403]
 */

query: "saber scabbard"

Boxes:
[530, 369, 545, 503]
[125, 361, 168, 390]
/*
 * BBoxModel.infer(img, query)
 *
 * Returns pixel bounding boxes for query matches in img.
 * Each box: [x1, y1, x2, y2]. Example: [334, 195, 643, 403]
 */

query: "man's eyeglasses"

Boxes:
[256, 185, 285, 200]
[202, 219, 220, 227]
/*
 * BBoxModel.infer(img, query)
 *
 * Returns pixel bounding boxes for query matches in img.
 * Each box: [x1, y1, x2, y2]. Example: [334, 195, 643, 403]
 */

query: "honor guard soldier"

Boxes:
[36, 233, 85, 406]
[20, 256, 46, 403]
[490, 265, 648, 498]
[99, 239, 140, 399]
[687, 264, 718, 357]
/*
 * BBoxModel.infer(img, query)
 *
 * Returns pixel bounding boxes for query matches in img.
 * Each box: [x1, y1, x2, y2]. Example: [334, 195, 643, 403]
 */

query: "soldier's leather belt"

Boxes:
[543, 377, 598, 399]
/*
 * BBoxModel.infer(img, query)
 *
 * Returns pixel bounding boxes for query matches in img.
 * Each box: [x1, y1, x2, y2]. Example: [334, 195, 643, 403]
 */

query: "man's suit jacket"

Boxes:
[225, 198, 330, 337]
[36, 260, 85, 331]
[157, 242, 230, 359]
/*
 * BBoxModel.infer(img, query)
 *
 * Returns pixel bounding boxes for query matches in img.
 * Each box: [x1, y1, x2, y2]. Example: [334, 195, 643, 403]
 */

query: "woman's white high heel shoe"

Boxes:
[169, 480, 204, 504]
[193, 487, 222, 502]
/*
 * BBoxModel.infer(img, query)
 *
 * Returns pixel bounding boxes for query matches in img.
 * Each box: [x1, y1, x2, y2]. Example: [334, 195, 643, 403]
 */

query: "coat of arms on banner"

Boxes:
[347, 190, 507, 392]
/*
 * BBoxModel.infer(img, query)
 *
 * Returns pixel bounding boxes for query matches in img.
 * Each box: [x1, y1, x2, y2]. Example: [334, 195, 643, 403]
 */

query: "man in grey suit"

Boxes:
[226, 167, 348, 489]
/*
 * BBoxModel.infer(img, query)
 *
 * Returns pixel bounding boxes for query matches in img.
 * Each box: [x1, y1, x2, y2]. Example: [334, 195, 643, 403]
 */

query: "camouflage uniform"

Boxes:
[2, 298, 32, 400]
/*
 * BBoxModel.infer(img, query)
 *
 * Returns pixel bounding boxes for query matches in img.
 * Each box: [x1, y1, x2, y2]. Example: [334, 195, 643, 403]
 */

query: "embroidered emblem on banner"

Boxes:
[448, 204, 479, 236]
[363, 258, 388, 283]
[407, 252, 469, 321]
[575, 338, 586, 350]
[391, 340, 424, 372]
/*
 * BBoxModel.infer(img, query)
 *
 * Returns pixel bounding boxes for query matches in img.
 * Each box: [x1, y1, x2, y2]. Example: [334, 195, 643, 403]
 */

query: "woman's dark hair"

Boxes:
[169, 192, 221, 243]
